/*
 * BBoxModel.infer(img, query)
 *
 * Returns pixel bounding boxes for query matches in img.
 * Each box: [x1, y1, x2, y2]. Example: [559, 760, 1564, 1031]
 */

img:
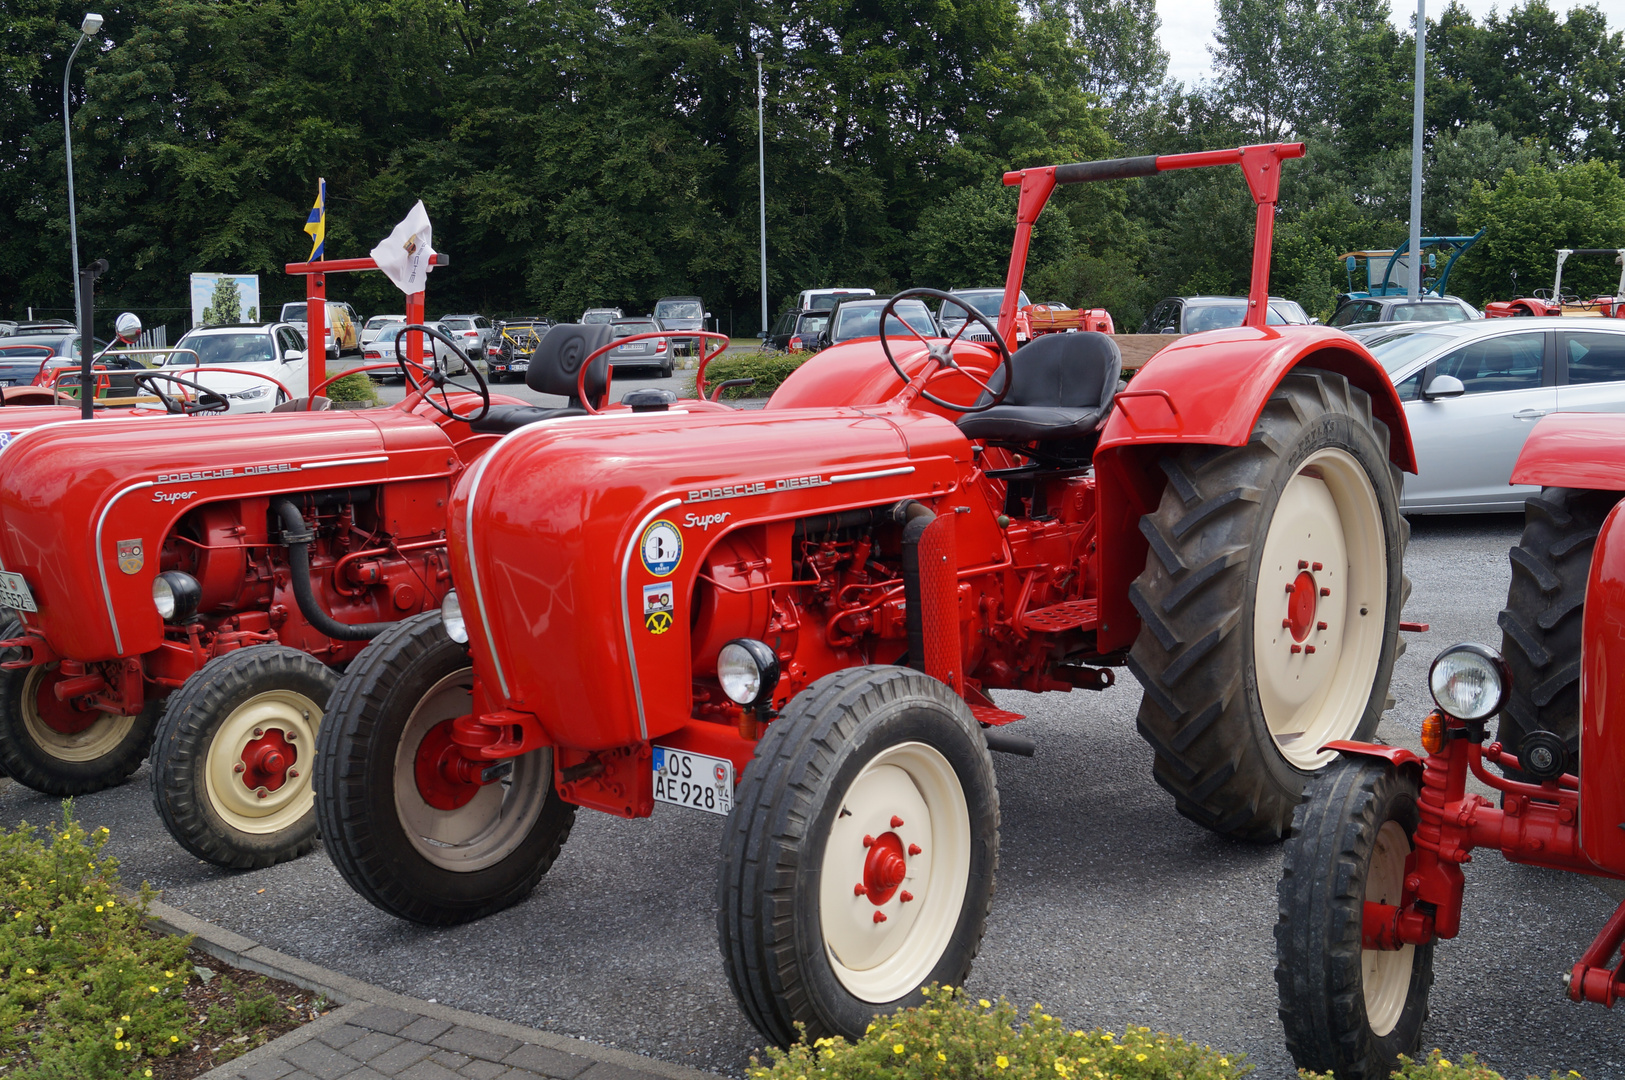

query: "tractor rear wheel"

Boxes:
[717, 666, 999, 1046]
[1496, 487, 1620, 779]
[1129, 367, 1408, 841]
[1275, 758, 1433, 1079]
[0, 629, 161, 796]
[313, 613, 576, 925]
[149, 646, 336, 869]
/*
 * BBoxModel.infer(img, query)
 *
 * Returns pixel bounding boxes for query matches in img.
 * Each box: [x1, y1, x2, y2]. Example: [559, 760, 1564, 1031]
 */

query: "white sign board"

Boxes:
[190, 273, 263, 326]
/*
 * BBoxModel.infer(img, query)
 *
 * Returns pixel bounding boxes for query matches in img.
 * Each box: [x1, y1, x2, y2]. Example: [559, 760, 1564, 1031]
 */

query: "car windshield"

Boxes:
[797, 314, 830, 335]
[1389, 302, 1470, 322]
[613, 322, 657, 338]
[582, 311, 616, 324]
[1365, 330, 1459, 374]
[172, 333, 275, 365]
[942, 290, 1030, 321]
[282, 304, 307, 321]
[365, 316, 399, 328]
[440, 318, 472, 331]
[656, 300, 702, 320]
[834, 300, 935, 341]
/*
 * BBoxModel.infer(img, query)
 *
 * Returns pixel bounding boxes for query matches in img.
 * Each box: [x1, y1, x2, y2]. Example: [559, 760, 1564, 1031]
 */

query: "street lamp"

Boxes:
[64, 12, 104, 351]
[755, 51, 768, 338]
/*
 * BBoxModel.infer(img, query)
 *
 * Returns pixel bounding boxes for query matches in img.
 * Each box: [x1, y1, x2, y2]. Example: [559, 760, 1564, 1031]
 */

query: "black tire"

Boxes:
[1129, 367, 1409, 841]
[1275, 758, 1433, 1079]
[314, 613, 576, 925]
[717, 665, 999, 1046]
[0, 635, 162, 796]
[149, 646, 337, 869]
[1496, 487, 1620, 777]
[662, 361, 674, 379]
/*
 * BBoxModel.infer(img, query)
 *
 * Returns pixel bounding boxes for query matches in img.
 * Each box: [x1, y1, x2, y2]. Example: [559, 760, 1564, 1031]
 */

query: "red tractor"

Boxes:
[1484, 247, 1625, 318]
[1274, 414, 1625, 1079]
[313, 142, 1420, 1044]
[0, 299, 512, 871]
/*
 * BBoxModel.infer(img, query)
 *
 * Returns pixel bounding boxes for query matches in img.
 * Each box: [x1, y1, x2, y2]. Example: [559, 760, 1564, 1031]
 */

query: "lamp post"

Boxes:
[1407, 0, 1425, 299]
[755, 51, 768, 338]
[64, 12, 104, 352]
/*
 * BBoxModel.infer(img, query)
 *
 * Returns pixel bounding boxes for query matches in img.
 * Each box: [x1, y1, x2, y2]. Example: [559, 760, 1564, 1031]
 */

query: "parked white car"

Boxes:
[166, 323, 308, 412]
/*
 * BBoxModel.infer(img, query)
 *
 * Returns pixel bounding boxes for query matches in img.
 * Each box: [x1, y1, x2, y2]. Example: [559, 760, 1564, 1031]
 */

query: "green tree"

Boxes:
[909, 182, 1074, 289]
[202, 276, 244, 324]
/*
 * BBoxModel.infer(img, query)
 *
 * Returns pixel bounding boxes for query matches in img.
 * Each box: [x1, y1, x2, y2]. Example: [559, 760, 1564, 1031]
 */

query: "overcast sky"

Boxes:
[1159, 0, 1625, 86]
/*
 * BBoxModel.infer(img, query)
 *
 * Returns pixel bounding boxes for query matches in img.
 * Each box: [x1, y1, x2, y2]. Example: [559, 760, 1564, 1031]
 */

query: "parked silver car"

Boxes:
[1360, 317, 1625, 512]
[438, 314, 494, 359]
[362, 321, 473, 380]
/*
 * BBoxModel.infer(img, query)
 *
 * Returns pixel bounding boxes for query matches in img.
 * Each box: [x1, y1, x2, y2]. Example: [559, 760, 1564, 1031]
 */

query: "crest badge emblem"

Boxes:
[116, 539, 144, 575]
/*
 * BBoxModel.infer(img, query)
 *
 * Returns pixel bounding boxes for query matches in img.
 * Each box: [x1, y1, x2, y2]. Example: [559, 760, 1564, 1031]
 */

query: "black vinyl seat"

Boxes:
[466, 323, 613, 434]
[955, 332, 1121, 445]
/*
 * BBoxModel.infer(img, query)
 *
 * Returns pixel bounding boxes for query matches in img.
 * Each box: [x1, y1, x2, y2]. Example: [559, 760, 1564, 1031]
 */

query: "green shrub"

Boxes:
[1306, 1050, 1584, 1080]
[688, 351, 810, 399]
[323, 369, 381, 405]
[749, 987, 1250, 1080]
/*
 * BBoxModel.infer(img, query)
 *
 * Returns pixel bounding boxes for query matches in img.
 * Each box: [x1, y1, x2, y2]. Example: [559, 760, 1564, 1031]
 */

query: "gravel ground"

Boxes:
[3, 507, 1621, 1078]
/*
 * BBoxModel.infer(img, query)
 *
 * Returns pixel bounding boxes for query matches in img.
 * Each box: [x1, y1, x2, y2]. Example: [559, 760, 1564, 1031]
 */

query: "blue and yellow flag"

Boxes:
[304, 178, 326, 260]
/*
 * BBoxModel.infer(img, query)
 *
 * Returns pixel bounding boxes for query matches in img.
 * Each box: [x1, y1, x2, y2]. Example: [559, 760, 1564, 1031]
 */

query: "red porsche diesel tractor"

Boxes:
[1274, 413, 1625, 1080]
[313, 141, 1421, 1045]
[1484, 247, 1625, 318]
[0, 307, 513, 871]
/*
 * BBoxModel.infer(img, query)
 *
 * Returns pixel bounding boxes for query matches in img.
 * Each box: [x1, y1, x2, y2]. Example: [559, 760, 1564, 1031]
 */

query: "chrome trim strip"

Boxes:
[621, 498, 681, 741]
[95, 480, 157, 653]
[300, 455, 389, 470]
[830, 465, 916, 483]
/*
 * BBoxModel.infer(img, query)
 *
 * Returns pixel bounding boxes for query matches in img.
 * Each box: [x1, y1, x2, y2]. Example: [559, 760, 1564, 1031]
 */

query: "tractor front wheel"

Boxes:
[149, 646, 336, 869]
[717, 666, 999, 1046]
[0, 632, 161, 796]
[1275, 758, 1433, 1079]
[313, 613, 576, 925]
[1129, 367, 1408, 840]
[1496, 487, 1620, 779]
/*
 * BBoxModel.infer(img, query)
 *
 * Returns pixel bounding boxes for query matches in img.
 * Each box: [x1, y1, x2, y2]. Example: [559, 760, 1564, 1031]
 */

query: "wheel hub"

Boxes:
[860, 832, 908, 905]
[239, 729, 295, 792]
[413, 718, 484, 812]
[33, 669, 99, 735]
[1287, 568, 1318, 642]
[203, 689, 322, 834]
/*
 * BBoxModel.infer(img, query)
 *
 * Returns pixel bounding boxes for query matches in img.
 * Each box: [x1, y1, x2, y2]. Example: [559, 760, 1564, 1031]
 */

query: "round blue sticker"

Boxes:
[640, 520, 682, 577]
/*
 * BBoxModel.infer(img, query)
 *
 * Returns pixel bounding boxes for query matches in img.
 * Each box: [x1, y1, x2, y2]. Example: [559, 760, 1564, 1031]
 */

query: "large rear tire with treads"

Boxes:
[1128, 367, 1409, 841]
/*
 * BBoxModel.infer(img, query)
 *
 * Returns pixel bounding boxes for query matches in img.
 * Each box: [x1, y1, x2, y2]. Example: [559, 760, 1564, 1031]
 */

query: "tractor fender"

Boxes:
[1579, 500, 1625, 873]
[1511, 412, 1625, 492]
[1088, 324, 1414, 653]
[1320, 740, 1425, 779]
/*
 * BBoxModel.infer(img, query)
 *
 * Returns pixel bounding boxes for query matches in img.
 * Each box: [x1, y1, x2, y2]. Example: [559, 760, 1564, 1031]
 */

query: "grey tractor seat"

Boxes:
[955, 332, 1121, 443]
[468, 403, 585, 434]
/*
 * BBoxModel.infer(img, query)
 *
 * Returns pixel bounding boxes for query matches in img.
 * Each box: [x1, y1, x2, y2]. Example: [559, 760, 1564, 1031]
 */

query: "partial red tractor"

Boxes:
[1484, 247, 1625, 318]
[0, 269, 518, 872]
[1274, 413, 1625, 1079]
[313, 143, 1422, 1045]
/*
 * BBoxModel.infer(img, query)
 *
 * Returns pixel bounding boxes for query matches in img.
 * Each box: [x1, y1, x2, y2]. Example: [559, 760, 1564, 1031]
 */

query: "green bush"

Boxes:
[323, 369, 381, 405]
[688, 351, 810, 399]
[749, 988, 1250, 1080]
[1307, 1050, 1584, 1080]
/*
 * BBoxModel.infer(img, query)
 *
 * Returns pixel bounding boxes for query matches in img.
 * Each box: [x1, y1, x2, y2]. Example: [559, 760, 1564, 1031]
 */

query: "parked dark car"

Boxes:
[818, 297, 938, 348]
[489, 317, 554, 382]
[765, 309, 832, 353]
[0, 335, 145, 398]
[1139, 295, 1312, 333]
[607, 317, 673, 377]
[653, 295, 707, 354]
[1326, 294, 1481, 327]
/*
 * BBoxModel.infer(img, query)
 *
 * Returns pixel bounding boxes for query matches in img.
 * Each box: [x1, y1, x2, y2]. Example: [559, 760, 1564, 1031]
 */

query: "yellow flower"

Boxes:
[165, 971, 174, 978]
[1439, 1062, 1450, 1069]
[115, 1028, 124, 1039]
[145, 1072, 152, 1078]
[24, 968, 34, 975]
[938, 1052, 948, 1062]
[114, 1041, 124, 1050]
[979, 999, 992, 1008]
[996, 1055, 1009, 1069]
[1219, 1058, 1229, 1067]
[149, 985, 159, 993]
[893, 1045, 905, 1055]
[1135, 1054, 1147, 1062]
[95, 905, 104, 912]
[12, 911, 21, 919]
[121, 1015, 130, 1022]
[170, 1035, 179, 1042]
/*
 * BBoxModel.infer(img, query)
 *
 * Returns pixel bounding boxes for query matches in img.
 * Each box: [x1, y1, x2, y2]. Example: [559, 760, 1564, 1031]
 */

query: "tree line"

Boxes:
[2, 0, 1622, 335]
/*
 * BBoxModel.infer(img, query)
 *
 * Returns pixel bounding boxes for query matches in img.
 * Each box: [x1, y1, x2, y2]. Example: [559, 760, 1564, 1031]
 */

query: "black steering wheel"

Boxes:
[133, 371, 231, 415]
[878, 287, 1014, 413]
[392, 324, 490, 422]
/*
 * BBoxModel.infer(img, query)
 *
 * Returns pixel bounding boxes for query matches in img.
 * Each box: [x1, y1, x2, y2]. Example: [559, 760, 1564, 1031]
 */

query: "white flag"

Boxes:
[370, 201, 437, 296]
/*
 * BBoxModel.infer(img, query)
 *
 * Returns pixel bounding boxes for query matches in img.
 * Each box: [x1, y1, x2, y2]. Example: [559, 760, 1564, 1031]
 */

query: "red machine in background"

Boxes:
[1484, 247, 1625, 318]
[314, 142, 1422, 1046]
[1275, 412, 1625, 1080]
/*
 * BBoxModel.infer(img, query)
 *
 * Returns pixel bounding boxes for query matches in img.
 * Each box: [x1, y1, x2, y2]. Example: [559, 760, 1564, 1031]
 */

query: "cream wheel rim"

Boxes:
[203, 690, 321, 835]
[18, 666, 137, 763]
[817, 741, 971, 1003]
[1363, 820, 1415, 1036]
[392, 666, 549, 872]
[1252, 447, 1387, 769]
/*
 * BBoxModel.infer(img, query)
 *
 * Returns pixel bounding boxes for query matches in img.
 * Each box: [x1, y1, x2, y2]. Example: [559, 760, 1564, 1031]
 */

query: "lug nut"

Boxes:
[1298, 560, 1308, 569]
[286, 731, 297, 741]
[1320, 587, 1330, 596]
[288, 769, 299, 779]
[1305, 646, 1316, 654]
[862, 835, 874, 848]
[1291, 644, 1302, 654]
[1282, 618, 1291, 628]
[890, 816, 904, 828]
[908, 844, 921, 856]
[256, 789, 268, 799]
[854, 883, 867, 897]
[1284, 583, 1295, 593]
[873, 911, 887, 924]
[900, 891, 914, 903]
[253, 728, 263, 738]
[233, 763, 245, 774]
[1312, 562, 1323, 571]
[1317, 621, 1327, 631]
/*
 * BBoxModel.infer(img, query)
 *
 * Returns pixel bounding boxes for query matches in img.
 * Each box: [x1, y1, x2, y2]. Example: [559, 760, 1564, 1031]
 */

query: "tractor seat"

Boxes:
[271, 396, 331, 412]
[526, 323, 613, 407]
[468, 403, 585, 434]
[955, 332, 1122, 443]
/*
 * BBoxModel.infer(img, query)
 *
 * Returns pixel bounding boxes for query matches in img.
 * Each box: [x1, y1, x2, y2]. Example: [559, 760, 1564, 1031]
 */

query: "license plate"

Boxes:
[0, 571, 37, 612]
[512, 361, 528, 370]
[652, 747, 734, 816]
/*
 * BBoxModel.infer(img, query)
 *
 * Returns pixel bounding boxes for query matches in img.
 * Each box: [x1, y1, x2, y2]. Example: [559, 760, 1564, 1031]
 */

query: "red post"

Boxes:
[306, 273, 327, 399]
[405, 291, 425, 367]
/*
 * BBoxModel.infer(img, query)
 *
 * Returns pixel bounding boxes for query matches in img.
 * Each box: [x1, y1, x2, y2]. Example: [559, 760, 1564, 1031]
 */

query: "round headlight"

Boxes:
[718, 639, 781, 709]
[441, 589, 468, 644]
[152, 571, 201, 623]
[1428, 643, 1509, 721]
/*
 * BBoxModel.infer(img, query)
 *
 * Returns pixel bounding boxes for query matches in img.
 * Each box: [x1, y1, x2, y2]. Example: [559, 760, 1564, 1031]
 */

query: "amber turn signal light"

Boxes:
[1420, 711, 1446, 755]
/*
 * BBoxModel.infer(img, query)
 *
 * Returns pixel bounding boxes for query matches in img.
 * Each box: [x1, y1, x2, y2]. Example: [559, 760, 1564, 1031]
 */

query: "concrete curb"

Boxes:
[144, 898, 724, 1080]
